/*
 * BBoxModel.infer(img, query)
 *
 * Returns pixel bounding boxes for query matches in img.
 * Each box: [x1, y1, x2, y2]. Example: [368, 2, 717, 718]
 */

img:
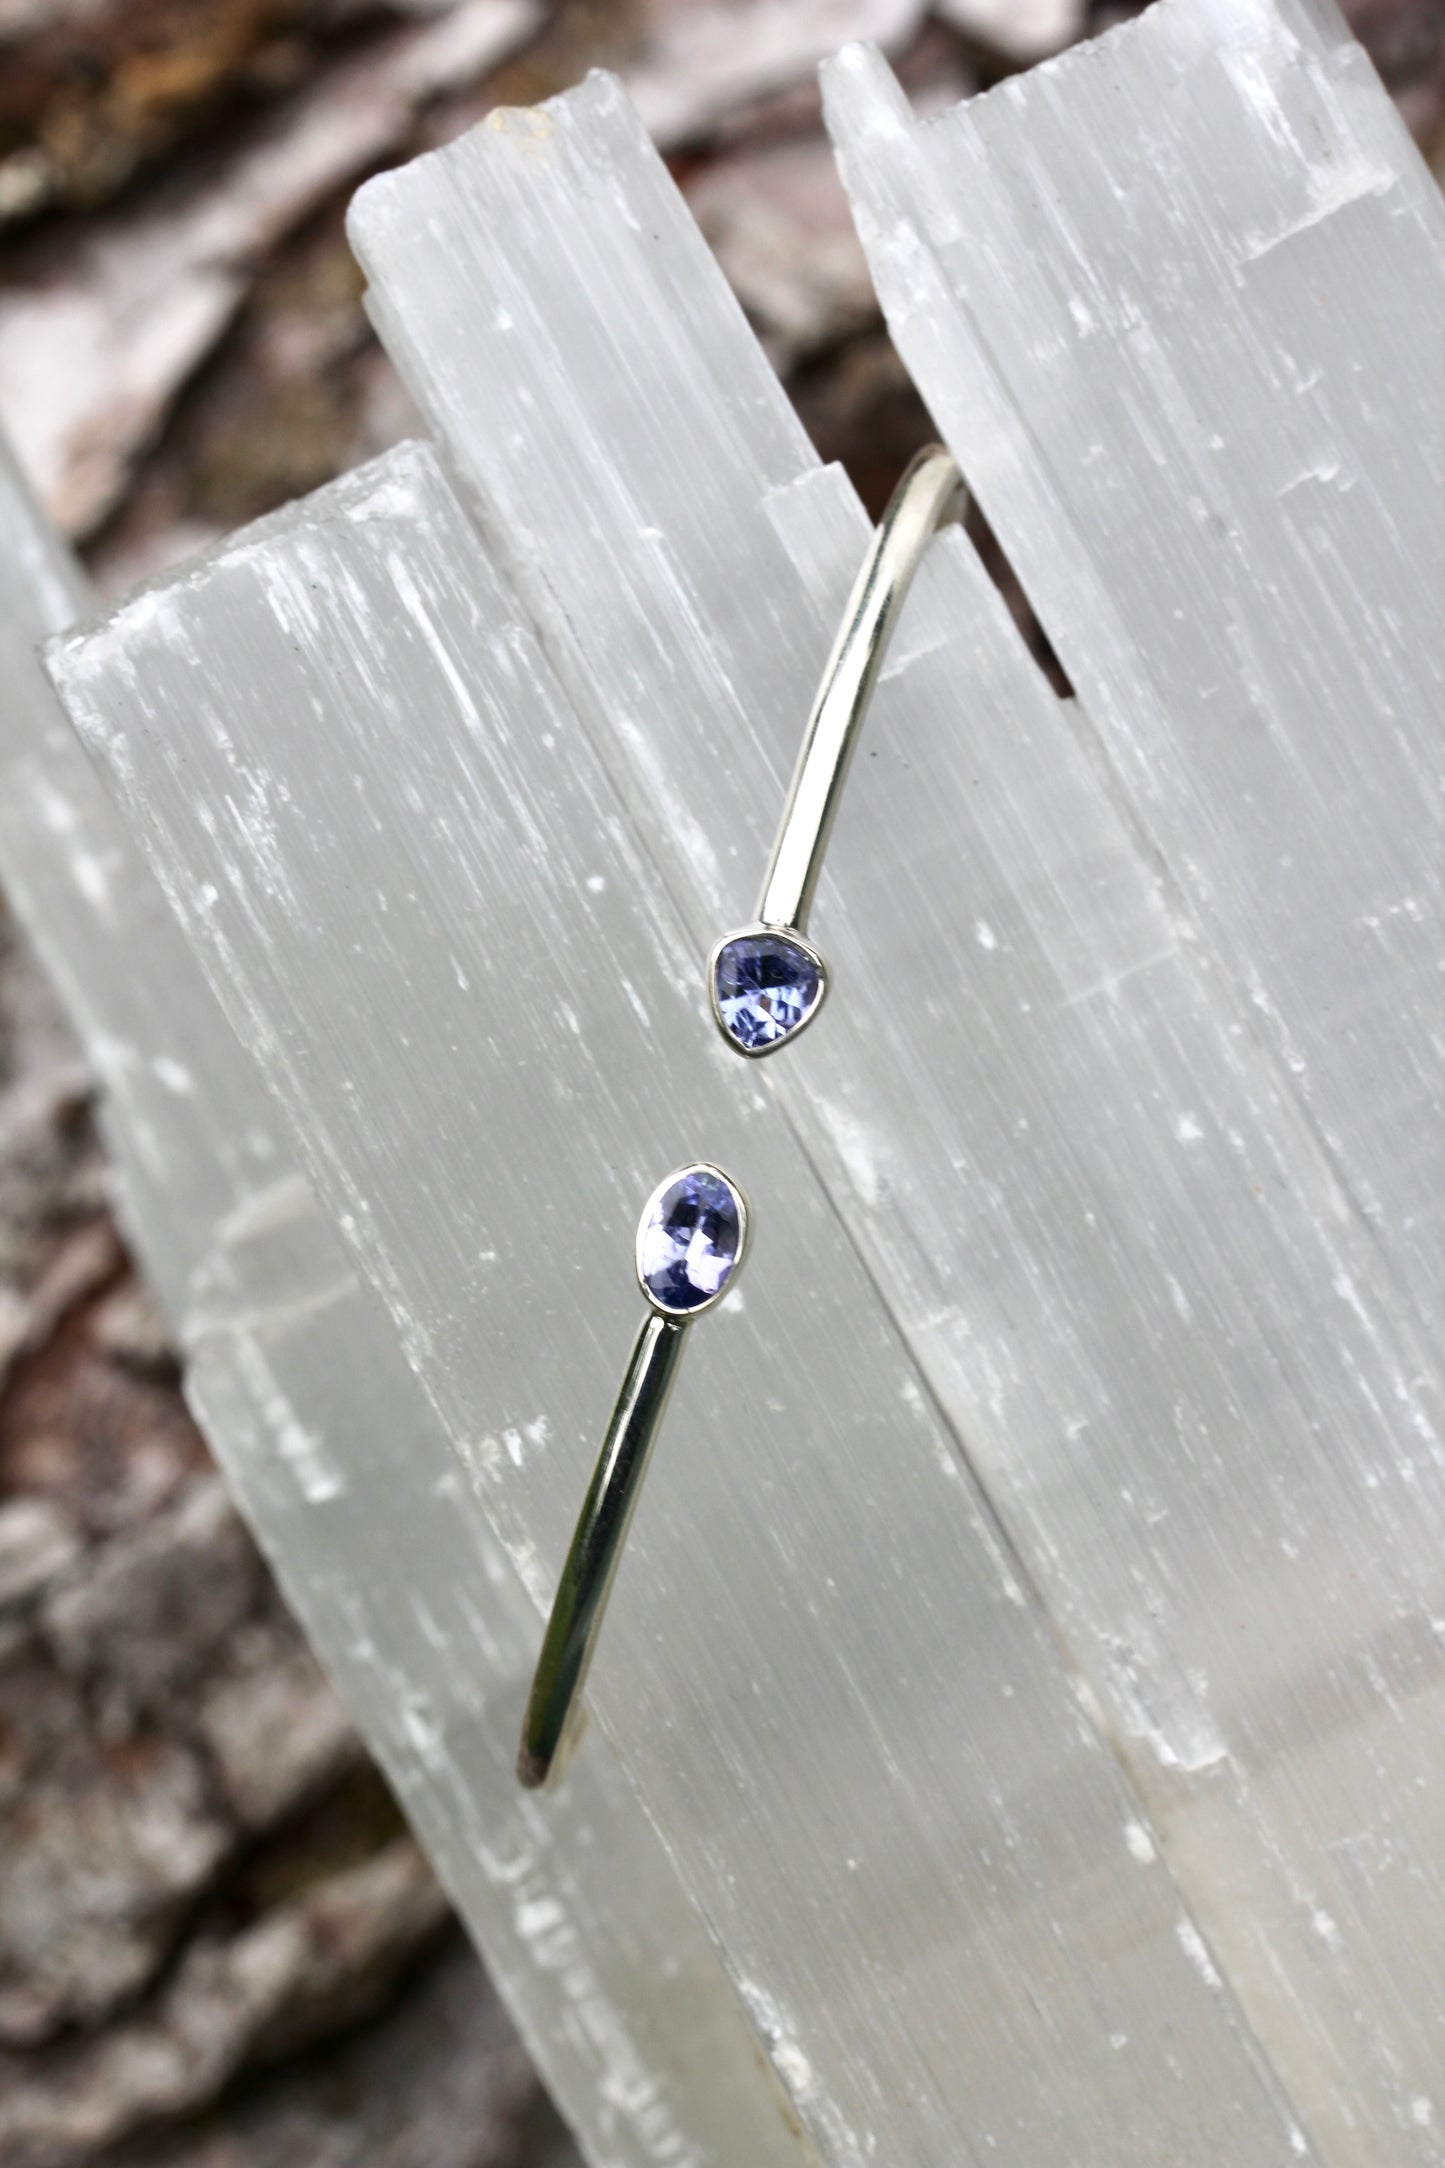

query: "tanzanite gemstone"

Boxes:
[712, 929, 824, 1054]
[636, 1165, 745, 1315]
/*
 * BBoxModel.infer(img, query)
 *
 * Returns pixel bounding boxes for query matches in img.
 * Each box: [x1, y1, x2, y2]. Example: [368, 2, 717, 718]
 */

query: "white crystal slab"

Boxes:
[825, 1, 1445, 1349]
[822, 9, 1445, 2159]
[0, 432, 803, 2167]
[0, 435, 269, 1319]
[352, 50, 1444, 2164]
[54, 440, 1303, 2162]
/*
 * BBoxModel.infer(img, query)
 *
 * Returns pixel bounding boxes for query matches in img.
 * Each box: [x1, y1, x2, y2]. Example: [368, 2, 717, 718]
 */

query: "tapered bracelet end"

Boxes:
[517, 1692, 589, 1790]
[516, 1737, 551, 1790]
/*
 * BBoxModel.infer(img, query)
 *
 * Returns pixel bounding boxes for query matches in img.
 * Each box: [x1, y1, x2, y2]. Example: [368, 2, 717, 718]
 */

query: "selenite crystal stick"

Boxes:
[55, 438, 1307, 2162]
[354, 32, 1442, 2162]
[824, 5, 1445, 2156]
[0, 432, 805, 2167]
[43, 3, 1442, 2150]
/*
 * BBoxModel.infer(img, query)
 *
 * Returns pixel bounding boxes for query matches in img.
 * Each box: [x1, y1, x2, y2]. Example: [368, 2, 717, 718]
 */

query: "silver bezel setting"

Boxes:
[707, 922, 830, 1060]
[634, 1159, 751, 1318]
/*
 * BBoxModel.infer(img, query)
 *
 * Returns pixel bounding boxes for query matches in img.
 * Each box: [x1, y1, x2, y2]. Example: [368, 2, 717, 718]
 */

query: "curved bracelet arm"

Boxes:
[519, 1163, 748, 1791]
[710, 447, 965, 1058]
[758, 444, 965, 934]
[518, 1312, 688, 1789]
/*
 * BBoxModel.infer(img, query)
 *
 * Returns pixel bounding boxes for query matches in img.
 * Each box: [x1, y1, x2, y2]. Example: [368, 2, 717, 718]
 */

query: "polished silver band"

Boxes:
[518, 1163, 749, 1790]
[518, 1309, 687, 1788]
[709, 444, 964, 1057]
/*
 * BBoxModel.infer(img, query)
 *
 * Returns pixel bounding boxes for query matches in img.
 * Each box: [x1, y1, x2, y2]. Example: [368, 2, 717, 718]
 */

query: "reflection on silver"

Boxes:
[709, 444, 964, 1057]
[519, 1162, 750, 1789]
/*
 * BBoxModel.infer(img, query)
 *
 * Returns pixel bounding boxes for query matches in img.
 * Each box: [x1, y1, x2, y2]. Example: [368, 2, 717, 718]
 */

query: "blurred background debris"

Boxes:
[0, 1, 1440, 2159]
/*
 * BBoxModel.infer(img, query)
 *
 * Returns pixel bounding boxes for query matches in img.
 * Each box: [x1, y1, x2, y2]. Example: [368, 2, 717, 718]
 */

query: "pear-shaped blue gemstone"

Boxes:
[637, 1168, 744, 1314]
[713, 931, 823, 1053]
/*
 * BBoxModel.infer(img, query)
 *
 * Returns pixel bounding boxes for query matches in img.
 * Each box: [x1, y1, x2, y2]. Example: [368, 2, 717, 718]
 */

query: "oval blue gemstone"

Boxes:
[637, 1167, 744, 1315]
[713, 930, 823, 1053]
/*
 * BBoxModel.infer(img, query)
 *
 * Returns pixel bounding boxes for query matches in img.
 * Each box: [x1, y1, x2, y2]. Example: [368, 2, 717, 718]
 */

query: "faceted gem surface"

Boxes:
[637, 1167, 744, 1314]
[713, 930, 823, 1053]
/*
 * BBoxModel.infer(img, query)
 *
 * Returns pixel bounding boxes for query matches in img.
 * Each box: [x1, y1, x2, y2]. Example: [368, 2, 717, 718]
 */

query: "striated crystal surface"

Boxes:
[52, 14, 1443, 2151]
[713, 929, 822, 1052]
[348, 39, 1445, 2161]
[3, 431, 802, 2166]
[824, 16, 1445, 2162]
[637, 1166, 743, 1312]
[56, 437, 1292, 2164]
